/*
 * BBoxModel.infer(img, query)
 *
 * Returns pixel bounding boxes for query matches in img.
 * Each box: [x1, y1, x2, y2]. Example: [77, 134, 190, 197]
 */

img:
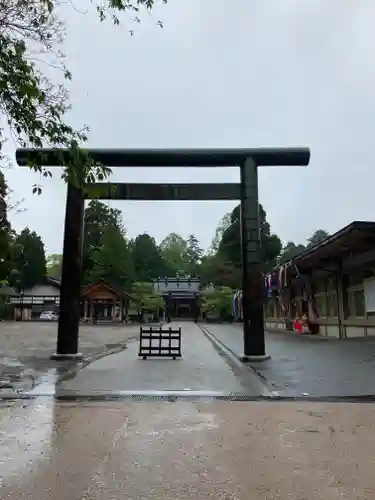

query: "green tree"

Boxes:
[0, 1, 163, 184]
[0, 172, 13, 285]
[83, 200, 125, 280]
[185, 234, 203, 276]
[87, 225, 135, 290]
[10, 228, 46, 290]
[132, 281, 154, 300]
[218, 203, 282, 272]
[160, 233, 188, 274]
[200, 285, 234, 320]
[0, 1, 100, 186]
[208, 211, 232, 255]
[200, 254, 241, 289]
[307, 229, 330, 248]
[279, 242, 306, 264]
[94, 1, 166, 26]
[46, 253, 63, 278]
[131, 281, 164, 316]
[131, 233, 169, 281]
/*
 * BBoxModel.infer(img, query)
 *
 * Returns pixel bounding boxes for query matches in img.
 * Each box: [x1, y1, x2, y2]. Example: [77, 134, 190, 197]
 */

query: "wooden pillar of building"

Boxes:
[119, 298, 123, 323]
[124, 297, 129, 323]
[112, 299, 116, 322]
[240, 157, 269, 361]
[52, 182, 84, 360]
[335, 265, 346, 339]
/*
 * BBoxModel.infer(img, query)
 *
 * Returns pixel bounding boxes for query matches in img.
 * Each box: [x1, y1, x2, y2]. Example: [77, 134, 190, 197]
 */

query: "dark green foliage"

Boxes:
[131, 233, 170, 282]
[10, 228, 46, 290]
[218, 203, 282, 272]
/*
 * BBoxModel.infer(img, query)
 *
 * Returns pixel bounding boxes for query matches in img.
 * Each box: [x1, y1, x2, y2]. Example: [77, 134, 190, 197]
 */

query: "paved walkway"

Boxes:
[56, 322, 257, 395]
[204, 323, 375, 397]
[1, 398, 375, 499]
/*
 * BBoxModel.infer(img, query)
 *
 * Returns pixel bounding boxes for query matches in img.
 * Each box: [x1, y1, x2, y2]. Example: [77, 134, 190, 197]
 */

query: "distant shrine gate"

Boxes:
[16, 148, 310, 361]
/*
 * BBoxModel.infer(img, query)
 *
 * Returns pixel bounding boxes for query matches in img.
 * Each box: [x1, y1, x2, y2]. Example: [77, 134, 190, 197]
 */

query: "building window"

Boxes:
[265, 299, 275, 318]
[347, 270, 364, 288]
[275, 301, 280, 318]
[348, 288, 365, 317]
[314, 293, 326, 316]
[326, 276, 336, 293]
[326, 292, 338, 317]
[312, 279, 325, 294]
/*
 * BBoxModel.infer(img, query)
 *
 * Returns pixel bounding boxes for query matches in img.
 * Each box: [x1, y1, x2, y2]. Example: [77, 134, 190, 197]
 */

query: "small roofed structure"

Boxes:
[153, 276, 200, 319]
[264, 221, 375, 338]
[81, 279, 138, 323]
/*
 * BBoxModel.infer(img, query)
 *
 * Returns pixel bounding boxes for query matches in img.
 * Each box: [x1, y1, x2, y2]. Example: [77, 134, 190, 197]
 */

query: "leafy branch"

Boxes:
[0, 0, 167, 190]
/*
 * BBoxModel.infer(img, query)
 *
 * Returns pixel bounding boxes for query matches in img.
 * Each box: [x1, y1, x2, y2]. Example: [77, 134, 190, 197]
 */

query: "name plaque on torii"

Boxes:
[85, 182, 241, 201]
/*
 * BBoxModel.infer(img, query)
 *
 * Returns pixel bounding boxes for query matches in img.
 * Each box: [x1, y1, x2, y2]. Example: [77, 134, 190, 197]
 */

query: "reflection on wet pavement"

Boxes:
[0, 400, 375, 499]
[27, 370, 59, 396]
[26, 365, 81, 396]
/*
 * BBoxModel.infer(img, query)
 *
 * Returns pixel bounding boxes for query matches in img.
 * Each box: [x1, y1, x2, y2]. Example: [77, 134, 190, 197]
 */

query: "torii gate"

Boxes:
[16, 147, 310, 362]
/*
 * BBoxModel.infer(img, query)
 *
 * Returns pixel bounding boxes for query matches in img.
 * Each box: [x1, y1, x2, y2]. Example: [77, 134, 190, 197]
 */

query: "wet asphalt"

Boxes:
[203, 323, 375, 397]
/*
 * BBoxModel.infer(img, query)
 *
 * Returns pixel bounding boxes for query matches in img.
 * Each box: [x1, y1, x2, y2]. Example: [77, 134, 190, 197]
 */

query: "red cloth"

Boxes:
[294, 319, 303, 333]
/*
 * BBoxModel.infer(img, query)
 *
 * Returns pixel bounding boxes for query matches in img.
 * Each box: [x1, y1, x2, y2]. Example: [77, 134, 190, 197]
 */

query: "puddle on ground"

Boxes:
[27, 370, 60, 396]
[0, 358, 25, 368]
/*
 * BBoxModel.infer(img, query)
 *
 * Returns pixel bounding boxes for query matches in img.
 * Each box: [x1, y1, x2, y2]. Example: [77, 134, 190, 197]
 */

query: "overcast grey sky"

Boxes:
[5, 0, 375, 255]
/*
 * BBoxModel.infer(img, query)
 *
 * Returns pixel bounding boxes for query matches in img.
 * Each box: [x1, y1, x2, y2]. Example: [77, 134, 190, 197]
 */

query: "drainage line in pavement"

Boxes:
[2, 393, 375, 403]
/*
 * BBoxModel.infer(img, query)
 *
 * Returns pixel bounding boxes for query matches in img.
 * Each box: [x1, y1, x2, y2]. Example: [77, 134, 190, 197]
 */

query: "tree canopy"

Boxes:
[307, 229, 330, 248]
[86, 225, 135, 290]
[0, 176, 331, 296]
[279, 242, 307, 265]
[46, 253, 63, 278]
[83, 200, 125, 281]
[159, 233, 188, 275]
[131, 233, 168, 282]
[185, 234, 204, 276]
[9, 227, 46, 290]
[218, 203, 282, 272]
[0, 0, 164, 187]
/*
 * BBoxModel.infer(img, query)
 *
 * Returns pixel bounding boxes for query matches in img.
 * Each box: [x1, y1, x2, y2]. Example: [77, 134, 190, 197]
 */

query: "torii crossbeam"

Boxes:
[16, 147, 310, 362]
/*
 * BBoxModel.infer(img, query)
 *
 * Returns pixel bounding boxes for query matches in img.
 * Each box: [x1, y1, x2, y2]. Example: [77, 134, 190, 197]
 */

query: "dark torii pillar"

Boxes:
[15, 147, 310, 361]
[52, 182, 85, 360]
[239, 157, 267, 361]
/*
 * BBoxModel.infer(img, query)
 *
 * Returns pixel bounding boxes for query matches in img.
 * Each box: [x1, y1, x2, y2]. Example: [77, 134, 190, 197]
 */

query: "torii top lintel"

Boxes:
[16, 147, 310, 168]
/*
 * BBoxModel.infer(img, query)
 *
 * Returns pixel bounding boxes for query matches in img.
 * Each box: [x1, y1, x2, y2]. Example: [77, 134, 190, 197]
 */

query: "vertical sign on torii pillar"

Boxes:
[16, 147, 310, 361]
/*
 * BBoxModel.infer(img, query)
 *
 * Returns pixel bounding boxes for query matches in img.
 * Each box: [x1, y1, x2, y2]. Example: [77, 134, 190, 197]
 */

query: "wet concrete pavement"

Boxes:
[0, 322, 142, 393]
[1, 398, 375, 499]
[54, 322, 268, 397]
[203, 323, 375, 397]
[2, 322, 375, 497]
